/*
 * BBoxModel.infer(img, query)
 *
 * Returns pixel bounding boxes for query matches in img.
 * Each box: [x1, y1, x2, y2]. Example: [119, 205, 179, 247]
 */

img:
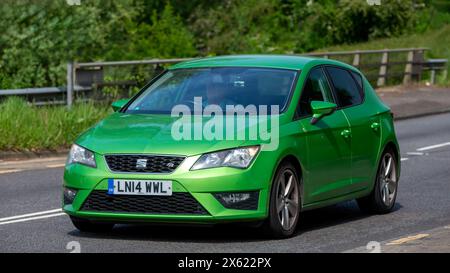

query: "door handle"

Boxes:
[371, 122, 380, 131]
[341, 129, 351, 138]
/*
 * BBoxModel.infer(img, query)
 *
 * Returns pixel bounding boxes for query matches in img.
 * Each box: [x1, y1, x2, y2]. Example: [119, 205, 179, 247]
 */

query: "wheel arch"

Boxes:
[279, 155, 303, 178]
[382, 140, 401, 177]
[268, 153, 305, 209]
[370, 140, 401, 195]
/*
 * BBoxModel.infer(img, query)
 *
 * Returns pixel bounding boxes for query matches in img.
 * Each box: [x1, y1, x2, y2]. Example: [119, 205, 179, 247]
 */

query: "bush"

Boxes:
[189, 0, 297, 54]
[0, 1, 195, 89]
[189, 0, 420, 53]
[124, 3, 197, 59]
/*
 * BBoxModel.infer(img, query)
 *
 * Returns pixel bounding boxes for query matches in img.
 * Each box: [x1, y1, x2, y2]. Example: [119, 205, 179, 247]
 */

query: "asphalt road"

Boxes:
[1, 112, 450, 253]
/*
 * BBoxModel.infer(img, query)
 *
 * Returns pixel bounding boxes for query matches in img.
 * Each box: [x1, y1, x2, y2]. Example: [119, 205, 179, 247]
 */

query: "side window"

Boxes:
[350, 71, 363, 91]
[297, 67, 334, 117]
[325, 67, 363, 108]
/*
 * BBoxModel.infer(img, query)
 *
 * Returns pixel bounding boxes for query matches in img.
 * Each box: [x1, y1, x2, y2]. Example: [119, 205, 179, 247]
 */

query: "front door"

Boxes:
[296, 67, 353, 204]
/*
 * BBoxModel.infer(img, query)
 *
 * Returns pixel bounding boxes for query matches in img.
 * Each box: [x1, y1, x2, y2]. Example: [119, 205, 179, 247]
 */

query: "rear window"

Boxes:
[326, 67, 363, 108]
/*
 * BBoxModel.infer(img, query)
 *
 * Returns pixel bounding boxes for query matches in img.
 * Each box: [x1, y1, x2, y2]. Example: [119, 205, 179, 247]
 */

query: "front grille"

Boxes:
[104, 154, 184, 173]
[81, 191, 209, 215]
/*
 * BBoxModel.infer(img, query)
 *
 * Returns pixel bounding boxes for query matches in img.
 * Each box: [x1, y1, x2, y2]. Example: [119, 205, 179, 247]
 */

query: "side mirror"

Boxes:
[310, 101, 337, 125]
[111, 98, 130, 112]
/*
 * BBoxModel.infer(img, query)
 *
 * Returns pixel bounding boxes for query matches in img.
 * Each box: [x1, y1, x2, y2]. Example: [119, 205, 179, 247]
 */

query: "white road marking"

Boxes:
[0, 213, 65, 226]
[417, 142, 450, 152]
[0, 208, 62, 222]
[46, 163, 66, 168]
[0, 157, 67, 174]
[0, 169, 22, 174]
[401, 158, 409, 161]
[406, 152, 424, 156]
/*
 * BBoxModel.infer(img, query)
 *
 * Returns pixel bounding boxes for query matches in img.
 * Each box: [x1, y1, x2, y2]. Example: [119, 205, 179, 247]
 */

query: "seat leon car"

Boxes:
[63, 55, 400, 238]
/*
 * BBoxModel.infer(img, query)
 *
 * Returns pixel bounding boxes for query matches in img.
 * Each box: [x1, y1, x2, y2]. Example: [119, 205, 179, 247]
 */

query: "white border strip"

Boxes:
[0, 213, 65, 226]
[0, 208, 62, 222]
[417, 142, 450, 152]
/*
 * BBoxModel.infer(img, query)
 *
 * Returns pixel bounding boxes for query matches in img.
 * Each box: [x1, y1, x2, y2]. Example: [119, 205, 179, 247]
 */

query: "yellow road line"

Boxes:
[386, 234, 429, 245]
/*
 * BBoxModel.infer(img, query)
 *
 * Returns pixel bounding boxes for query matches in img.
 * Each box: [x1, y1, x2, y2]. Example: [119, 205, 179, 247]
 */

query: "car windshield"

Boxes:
[124, 67, 298, 114]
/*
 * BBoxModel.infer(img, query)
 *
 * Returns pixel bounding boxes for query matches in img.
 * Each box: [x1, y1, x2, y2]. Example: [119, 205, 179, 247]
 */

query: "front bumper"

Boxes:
[63, 152, 275, 223]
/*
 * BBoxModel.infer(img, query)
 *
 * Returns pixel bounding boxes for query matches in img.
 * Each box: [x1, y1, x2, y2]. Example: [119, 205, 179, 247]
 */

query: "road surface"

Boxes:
[1, 112, 450, 253]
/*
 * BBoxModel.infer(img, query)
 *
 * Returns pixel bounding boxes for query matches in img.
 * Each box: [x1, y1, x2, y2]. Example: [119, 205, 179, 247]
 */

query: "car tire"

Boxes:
[262, 161, 301, 239]
[70, 216, 114, 233]
[357, 148, 399, 214]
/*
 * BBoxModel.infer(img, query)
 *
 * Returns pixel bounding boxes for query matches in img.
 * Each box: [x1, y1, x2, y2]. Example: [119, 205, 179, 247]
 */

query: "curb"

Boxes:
[393, 108, 450, 121]
[0, 149, 69, 162]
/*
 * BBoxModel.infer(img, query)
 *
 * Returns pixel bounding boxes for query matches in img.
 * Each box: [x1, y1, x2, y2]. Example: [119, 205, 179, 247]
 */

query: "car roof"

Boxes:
[170, 55, 324, 71]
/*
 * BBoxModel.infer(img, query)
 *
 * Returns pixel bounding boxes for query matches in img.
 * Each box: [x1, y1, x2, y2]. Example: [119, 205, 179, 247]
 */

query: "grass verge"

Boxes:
[0, 97, 111, 151]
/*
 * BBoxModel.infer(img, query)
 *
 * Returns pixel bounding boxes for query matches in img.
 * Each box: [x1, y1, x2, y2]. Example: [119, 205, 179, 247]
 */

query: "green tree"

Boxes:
[0, 0, 139, 88]
[124, 3, 197, 59]
[0, 1, 196, 89]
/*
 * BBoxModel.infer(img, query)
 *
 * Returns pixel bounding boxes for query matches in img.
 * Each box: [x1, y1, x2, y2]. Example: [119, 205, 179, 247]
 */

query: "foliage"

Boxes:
[189, 0, 296, 54]
[189, 0, 421, 53]
[0, 0, 448, 89]
[122, 4, 197, 59]
[0, 0, 195, 89]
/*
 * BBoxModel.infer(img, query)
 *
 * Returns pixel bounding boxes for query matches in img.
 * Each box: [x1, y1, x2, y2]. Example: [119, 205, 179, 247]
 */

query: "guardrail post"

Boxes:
[66, 62, 74, 108]
[403, 50, 414, 85]
[443, 67, 448, 83]
[352, 52, 360, 67]
[377, 51, 389, 87]
[430, 69, 436, 85]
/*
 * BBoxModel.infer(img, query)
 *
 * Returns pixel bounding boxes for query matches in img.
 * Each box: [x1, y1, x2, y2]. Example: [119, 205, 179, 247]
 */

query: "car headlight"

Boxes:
[67, 144, 96, 168]
[191, 146, 260, 170]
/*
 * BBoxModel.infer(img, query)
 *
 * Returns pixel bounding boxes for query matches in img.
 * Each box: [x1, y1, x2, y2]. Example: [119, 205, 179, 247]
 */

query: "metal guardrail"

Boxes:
[76, 58, 191, 68]
[0, 85, 90, 96]
[66, 58, 190, 107]
[0, 85, 91, 105]
[1, 48, 447, 107]
[304, 48, 430, 86]
[422, 59, 448, 84]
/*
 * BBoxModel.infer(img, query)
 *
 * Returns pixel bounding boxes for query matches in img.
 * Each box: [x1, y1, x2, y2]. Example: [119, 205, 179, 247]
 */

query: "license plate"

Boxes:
[108, 179, 172, 196]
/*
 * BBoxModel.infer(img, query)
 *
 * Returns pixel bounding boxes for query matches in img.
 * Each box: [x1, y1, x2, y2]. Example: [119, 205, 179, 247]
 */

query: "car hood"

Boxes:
[76, 113, 274, 156]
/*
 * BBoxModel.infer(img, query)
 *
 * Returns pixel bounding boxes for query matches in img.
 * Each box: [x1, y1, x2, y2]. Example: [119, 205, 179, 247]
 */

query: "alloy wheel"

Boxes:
[276, 169, 300, 230]
[379, 153, 397, 207]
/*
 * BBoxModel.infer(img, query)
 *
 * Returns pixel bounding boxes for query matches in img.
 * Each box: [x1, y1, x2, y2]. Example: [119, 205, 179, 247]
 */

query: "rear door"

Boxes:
[296, 67, 353, 204]
[324, 66, 381, 192]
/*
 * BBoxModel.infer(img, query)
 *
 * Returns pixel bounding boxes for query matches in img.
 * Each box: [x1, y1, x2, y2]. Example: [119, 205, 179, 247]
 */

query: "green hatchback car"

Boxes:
[63, 55, 400, 238]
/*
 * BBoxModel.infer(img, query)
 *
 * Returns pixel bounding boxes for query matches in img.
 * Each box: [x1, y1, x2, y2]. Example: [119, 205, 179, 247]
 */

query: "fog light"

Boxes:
[63, 187, 78, 205]
[214, 191, 259, 210]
